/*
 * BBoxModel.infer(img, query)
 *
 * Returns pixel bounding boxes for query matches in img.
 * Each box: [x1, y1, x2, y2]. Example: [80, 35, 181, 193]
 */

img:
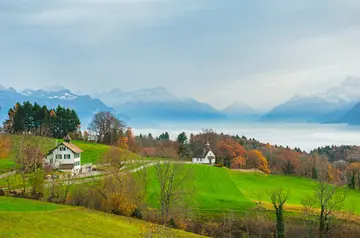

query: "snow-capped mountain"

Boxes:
[0, 87, 113, 127]
[262, 77, 360, 122]
[221, 101, 262, 121]
[21, 89, 78, 100]
[95, 87, 226, 124]
[96, 87, 179, 106]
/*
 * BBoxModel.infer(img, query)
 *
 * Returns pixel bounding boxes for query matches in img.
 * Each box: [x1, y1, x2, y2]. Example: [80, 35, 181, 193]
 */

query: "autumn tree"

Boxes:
[266, 188, 289, 238]
[346, 162, 360, 189]
[247, 150, 271, 174]
[154, 140, 179, 159]
[0, 135, 11, 158]
[125, 127, 137, 152]
[117, 136, 128, 150]
[100, 174, 141, 216]
[217, 137, 246, 167]
[275, 149, 300, 175]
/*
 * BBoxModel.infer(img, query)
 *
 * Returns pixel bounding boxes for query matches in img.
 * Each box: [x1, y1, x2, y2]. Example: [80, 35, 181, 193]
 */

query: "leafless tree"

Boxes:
[266, 188, 289, 238]
[62, 173, 77, 204]
[155, 161, 193, 224]
[314, 179, 347, 237]
[88, 112, 124, 144]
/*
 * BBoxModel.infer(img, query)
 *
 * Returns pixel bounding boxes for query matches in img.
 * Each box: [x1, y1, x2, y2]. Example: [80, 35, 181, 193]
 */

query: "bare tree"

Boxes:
[301, 196, 317, 238]
[88, 112, 124, 144]
[62, 173, 77, 204]
[155, 161, 192, 224]
[314, 179, 346, 237]
[266, 188, 289, 238]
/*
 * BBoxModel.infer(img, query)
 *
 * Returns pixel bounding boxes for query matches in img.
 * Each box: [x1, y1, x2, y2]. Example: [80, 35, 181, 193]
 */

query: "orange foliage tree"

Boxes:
[126, 127, 137, 152]
[0, 135, 11, 158]
[217, 137, 246, 167]
[247, 150, 271, 174]
[276, 149, 301, 175]
[117, 136, 128, 150]
[346, 162, 360, 189]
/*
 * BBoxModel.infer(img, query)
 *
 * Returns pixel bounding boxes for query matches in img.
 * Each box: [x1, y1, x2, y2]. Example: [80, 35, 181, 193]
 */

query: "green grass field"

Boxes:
[71, 140, 111, 164]
[145, 164, 360, 215]
[0, 197, 201, 238]
[0, 159, 16, 173]
[0, 196, 63, 211]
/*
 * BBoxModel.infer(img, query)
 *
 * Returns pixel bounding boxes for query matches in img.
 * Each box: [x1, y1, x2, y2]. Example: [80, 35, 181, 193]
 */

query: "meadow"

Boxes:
[0, 197, 201, 238]
[145, 164, 360, 215]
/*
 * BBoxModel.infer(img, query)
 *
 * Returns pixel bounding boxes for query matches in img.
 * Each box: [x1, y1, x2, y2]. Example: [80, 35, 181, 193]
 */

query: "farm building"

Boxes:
[192, 141, 216, 164]
[44, 135, 91, 174]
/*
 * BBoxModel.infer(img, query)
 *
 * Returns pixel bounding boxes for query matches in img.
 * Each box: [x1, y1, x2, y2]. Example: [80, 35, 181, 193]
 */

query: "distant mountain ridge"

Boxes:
[95, 87, 227, 125]
[0, 86, 113, 128]
[262, 77, 360, 123]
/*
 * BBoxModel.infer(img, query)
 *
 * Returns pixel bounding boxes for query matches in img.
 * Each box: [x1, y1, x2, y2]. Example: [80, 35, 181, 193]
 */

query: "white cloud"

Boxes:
[1, 0, 360, 109]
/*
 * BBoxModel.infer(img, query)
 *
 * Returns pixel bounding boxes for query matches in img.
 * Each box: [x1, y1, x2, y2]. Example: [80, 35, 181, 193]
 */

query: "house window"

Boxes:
[74, 153, 80, 158]
[56, 154, 62, 159]
[64, 154, 71, 159]
[74, 161, 80, 166]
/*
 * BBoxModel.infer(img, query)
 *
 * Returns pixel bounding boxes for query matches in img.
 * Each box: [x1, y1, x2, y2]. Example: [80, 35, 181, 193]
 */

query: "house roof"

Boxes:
[193, 147, 213, 158]
[62, 142, 83, 153]
[45, 142, 83, 156]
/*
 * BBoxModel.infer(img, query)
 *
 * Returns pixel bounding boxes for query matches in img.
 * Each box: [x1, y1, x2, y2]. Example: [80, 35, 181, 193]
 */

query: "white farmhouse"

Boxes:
[44, 135, 83, 174]
[192, 141, 216, 164]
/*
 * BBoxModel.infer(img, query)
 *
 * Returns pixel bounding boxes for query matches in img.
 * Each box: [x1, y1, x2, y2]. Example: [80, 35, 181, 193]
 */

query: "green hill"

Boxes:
[0, 197, 201, 238]
[0, 136, 113, 172]
[145, 164, 360, 214]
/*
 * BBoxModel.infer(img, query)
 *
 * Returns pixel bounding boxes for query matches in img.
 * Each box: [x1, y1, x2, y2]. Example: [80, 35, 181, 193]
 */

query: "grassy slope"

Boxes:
[0, 137, 112, 172]
[146, 165, 255, 213]
[71, 140, 111, 164]
[0, 135, 58, 172]
[0, 196, 63, 211]
[146, 164, 360, 214]
[0, 197, 201, 238]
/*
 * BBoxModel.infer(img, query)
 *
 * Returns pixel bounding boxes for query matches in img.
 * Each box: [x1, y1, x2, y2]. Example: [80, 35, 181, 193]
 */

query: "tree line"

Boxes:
[2, 102, 80, 138]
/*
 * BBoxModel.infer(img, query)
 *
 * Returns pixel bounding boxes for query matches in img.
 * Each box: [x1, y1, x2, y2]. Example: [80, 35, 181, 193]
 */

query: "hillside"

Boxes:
[0, 136, 112, 173]
[145, 165, 360, 214]
[0, 197, 200, 238]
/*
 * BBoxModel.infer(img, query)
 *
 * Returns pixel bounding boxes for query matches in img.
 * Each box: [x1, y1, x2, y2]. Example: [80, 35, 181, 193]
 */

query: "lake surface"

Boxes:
[133, 122, 360, 152]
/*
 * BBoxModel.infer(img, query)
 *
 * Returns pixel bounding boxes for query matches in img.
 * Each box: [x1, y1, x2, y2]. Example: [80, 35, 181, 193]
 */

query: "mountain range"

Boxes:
[1, 76, 360, 128]
[261, 77, 360, 124]
[0, 87, 113, 128]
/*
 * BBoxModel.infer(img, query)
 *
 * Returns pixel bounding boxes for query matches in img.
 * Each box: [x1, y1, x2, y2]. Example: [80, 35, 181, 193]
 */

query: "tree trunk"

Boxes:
[275, 206, 285, 238]
[319, 205, 325, 237]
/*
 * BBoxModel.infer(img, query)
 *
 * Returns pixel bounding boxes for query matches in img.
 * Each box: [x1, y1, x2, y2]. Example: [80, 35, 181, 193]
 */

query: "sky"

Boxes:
[1, 0, 360, 109]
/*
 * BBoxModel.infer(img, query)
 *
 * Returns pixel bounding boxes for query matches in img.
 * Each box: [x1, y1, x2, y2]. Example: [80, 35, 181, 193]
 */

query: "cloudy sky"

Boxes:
[1, 0, 360, 109]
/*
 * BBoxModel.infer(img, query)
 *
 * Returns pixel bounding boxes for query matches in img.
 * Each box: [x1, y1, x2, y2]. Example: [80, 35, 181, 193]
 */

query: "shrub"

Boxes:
[214, 164, 223, 167]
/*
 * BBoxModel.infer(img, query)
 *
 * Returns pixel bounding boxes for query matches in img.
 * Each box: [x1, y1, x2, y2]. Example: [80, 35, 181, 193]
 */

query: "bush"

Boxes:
[214, 164, 223, 167]
[0, 189, 4, 196]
